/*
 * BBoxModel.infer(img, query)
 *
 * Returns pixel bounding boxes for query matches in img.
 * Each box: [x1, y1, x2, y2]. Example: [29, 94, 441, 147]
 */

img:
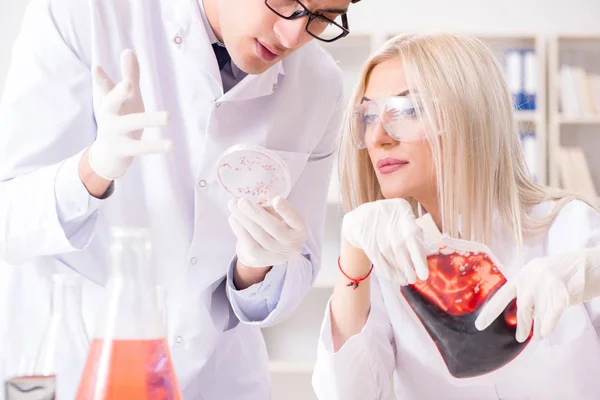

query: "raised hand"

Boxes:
[88, 49, 173, 180]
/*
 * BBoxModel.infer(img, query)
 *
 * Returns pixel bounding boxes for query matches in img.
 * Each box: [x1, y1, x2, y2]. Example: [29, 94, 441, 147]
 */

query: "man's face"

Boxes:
[218, 0, 352, 74]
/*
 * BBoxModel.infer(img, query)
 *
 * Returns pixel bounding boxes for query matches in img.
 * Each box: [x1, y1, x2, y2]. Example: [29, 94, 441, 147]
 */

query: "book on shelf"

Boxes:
[590, 74, 600, 115]
[505, 49, 537, 111]
[558, 146, 597, 199]
[520, 131, 538, 183]
[559, 66, 600, 117]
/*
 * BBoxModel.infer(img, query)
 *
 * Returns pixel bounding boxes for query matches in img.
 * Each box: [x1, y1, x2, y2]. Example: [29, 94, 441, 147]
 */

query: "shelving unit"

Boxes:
[478, 34, 547, 186]
[557, 116, 600, 125]
[515, 110, 539, 122]
[456, 34, 546, 185]
[263, 32, 553, 400]
[548, 35, 600, 197]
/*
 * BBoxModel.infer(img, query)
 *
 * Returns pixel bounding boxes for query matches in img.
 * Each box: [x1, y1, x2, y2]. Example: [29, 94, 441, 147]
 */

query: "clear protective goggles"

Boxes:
[351, 96, 429, 149]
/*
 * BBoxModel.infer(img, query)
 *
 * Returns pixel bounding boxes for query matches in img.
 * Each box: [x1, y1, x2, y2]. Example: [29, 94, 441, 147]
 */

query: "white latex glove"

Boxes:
[228, 197, 309, 267]
[341, 198, 428, 285]
[89, 49, 173, 180]
[475, 246, 600, 342]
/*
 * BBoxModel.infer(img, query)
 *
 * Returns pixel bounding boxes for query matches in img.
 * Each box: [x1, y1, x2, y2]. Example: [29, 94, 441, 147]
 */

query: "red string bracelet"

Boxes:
[338, 256, 374, 290]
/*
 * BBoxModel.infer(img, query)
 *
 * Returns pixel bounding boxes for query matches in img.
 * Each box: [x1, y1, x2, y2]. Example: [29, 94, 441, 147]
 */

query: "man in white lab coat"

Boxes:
[0, 0, 359, 397]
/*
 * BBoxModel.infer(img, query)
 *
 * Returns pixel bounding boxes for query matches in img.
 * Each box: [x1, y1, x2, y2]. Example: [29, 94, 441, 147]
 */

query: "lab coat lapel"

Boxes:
[159, 0, 191, 31]
[161, 0, 223, 96]
[160, 0, 285, 101]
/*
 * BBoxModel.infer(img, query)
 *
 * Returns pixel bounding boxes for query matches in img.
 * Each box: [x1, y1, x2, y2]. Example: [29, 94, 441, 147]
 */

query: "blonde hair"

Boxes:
[339, 32, 596, 245]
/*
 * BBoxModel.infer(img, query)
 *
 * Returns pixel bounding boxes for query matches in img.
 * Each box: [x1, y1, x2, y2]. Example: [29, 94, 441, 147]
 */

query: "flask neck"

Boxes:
[51, 275, 84, 320]
[109, 230, 154, 287]
[100, 227, 163, 339]
[36, 274, 90, 379]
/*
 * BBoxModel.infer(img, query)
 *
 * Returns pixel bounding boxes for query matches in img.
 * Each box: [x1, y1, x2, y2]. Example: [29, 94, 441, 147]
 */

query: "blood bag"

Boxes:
[76, 227, 182, 399]
[399, 213, 536, 385]
[216, 144, 291, 207]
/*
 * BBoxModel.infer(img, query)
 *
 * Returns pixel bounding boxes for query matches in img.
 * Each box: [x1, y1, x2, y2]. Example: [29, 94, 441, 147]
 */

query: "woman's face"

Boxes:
[363, 58, 437, 202]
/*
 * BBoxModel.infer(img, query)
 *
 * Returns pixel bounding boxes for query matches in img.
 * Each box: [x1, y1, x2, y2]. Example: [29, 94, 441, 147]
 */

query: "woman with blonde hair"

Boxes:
[312, 32, 600, 399]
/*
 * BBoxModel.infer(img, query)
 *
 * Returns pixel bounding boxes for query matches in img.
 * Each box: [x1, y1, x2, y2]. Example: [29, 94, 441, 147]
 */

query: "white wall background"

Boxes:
[2, 0, 600, 95]
[347, 0, 600, 35]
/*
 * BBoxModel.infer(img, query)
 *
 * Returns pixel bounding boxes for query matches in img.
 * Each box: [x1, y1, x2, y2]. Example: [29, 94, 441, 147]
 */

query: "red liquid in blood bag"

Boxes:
[503, 298, 519, 328]
[76, 338, 181, 400]
[412, 247, 516, 324]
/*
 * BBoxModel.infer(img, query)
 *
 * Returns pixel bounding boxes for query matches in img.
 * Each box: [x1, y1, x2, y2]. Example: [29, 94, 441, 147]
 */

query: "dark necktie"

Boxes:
[212, 43, 231, 70]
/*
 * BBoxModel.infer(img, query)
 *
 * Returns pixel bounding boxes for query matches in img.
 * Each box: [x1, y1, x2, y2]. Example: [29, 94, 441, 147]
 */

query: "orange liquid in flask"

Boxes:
[76, 338, 182, 400]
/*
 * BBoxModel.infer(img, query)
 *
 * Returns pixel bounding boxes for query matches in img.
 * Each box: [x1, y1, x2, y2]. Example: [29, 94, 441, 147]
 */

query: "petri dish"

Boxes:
[216, 144, 291, 206]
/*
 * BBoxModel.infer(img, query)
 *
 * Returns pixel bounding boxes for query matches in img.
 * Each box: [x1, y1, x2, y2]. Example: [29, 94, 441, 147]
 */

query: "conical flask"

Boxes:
[35, 274, 90, 399]
[75, 227, 182, 400]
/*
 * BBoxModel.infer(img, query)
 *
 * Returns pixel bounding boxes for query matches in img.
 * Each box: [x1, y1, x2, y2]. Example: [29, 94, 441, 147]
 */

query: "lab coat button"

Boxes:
[173, 36, 183, 45]
[272, 83, 277, 92]
[215, 102, 221, 108]
[190, 257, 198, 265]
[198, 180, 207, 188]
[175, 336, 184, 344]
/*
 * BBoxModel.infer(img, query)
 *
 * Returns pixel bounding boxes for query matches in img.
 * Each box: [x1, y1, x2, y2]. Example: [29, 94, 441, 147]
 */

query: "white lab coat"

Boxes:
[0, 0, 343, 398]
[313, 200, 600, 400]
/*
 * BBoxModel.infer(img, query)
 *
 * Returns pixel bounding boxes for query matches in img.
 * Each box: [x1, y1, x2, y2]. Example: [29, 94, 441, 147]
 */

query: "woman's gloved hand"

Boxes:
[475, 246, 600, 342]
[341, 198, 429, 285]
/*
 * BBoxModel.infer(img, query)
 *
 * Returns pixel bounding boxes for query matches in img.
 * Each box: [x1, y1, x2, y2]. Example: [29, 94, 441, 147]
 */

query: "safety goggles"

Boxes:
[351, 96, 430, 150]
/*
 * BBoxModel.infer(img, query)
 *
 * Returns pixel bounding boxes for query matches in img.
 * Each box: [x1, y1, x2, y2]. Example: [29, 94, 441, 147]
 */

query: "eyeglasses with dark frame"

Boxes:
[265, 0, 357, 43]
